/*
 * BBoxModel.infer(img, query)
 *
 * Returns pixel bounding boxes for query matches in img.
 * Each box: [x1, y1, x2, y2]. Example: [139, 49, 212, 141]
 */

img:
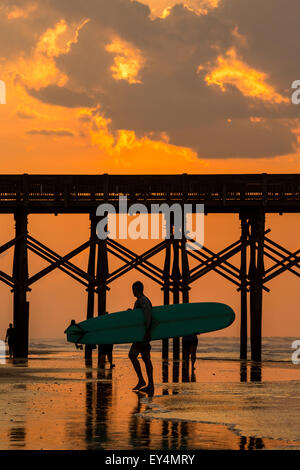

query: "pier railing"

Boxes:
[0, 174, 299, 212]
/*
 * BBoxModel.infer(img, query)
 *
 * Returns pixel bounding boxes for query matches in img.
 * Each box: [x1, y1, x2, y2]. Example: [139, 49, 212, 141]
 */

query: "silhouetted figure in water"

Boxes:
[99, 343, 115, 369]
[128, 281, 154, 396]
[99, 313, 115, 369]
[182, 334, 198, 370]
[5, 323, 15, 358]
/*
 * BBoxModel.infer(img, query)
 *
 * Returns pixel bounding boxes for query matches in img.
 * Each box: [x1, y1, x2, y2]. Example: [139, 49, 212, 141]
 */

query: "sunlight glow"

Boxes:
[105, 38, 145, 84]
[10, 18, 89, 90]
[202, 47, 289, 104]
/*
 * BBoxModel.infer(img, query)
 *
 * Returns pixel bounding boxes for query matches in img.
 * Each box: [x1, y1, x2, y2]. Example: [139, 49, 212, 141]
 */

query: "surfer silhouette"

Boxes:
[128, 281, 154, 396]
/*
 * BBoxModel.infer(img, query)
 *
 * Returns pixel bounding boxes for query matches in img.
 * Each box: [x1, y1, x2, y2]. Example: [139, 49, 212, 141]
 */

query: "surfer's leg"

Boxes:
[129, 343, 146, 390]
[140, 346, 154, 395]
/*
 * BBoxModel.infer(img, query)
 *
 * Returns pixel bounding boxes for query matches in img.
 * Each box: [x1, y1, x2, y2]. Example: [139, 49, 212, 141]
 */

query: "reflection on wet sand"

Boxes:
[160, 420, 191, 450]
[82, 356, 268, 450]
[1, 343, 299, 450]
[84, 364, 113, 448]
[8, 383, 27, 448]
[9, 426, 26, 447]
[239, 436, 264, 450]
[240, 361, 262, 383]
[129, 394, 150, 448]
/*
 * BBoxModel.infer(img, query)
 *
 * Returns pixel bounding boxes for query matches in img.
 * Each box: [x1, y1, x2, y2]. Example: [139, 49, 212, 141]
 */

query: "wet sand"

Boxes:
[0, 349, 300, 450]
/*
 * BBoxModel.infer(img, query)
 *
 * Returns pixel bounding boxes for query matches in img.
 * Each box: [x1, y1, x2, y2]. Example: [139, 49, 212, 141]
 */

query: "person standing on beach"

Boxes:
[129, 281, 154, 396]
[182, 333, 198, 370]
[99, 312, 115, 369]
[5, 323, 15, 358]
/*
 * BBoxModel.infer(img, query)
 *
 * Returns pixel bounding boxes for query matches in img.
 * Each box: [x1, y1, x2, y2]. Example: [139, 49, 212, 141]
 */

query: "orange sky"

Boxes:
[0, 0, 299, 339]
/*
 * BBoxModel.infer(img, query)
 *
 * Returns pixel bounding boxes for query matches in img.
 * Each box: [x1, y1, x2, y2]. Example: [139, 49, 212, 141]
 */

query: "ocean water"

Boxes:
[27, 336, 299, 363]
[0, 336, 299, 450]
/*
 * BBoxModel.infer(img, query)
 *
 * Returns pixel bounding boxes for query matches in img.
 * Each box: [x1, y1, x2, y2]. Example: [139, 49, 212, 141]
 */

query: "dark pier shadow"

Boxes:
[239, 436, 265, 450]
[240, 361, 262, 383]
[250, 363, 262, 382]
[160, 419, 190, 450]
[84, 358, 113, 449]
[9, 426, 26, 448]
[8, 384, 27, 449]
[129, 394, 151, 449]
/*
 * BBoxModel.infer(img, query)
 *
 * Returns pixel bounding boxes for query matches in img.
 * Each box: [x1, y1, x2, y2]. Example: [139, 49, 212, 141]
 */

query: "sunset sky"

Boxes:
[0, 0, 299, 340]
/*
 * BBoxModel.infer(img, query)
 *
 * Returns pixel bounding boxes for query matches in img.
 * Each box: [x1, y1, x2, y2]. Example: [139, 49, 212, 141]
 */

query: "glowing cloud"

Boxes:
[10, 19, 89, 91]
[183, 0, 220, 16]
[82, 108, 198, 170]
[5, 3, 37, 20]
[36, 18, 90, 58]
[105, 38, 145, 84]
[202, 47, 289, 104]
[150, 0, 220, 19]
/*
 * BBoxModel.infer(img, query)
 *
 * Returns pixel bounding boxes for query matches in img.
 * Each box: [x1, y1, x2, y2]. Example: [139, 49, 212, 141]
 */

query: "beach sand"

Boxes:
[0, 346, 300, 450]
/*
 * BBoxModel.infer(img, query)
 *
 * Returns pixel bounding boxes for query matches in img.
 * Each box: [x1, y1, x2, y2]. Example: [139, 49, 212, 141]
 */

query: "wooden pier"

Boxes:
[0, 173, 299, 361]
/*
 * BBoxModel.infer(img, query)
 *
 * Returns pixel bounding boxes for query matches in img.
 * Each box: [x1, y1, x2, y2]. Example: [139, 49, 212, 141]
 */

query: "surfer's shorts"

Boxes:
[129, 341, 151, 359]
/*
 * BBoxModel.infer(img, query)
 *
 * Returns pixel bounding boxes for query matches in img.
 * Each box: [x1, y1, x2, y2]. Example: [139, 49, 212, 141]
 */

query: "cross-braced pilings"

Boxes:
[0, 173, 299, 360]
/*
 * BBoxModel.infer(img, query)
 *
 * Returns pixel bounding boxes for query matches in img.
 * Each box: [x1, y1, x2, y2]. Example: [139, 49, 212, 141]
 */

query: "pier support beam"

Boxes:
[239, 214, 249, 360]
[249, 211, 265, 362]
[172, 236, 181, 361]
[181, 237, 190, 305]
[96, 232, 109, 367]
[13, 210, 29, 358]
[162, 240, 171, 360]
[181, 235, 190, 378]
[85, 213, 97, 361]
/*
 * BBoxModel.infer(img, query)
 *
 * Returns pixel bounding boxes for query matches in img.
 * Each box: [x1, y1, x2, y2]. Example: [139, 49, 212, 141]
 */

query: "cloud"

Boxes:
[26, 128, 75, 136]
[202, 47, 289, 104]
[16, 109, 37, 119]
[3, 0, 300, 159]
[27, 85, 96, 108]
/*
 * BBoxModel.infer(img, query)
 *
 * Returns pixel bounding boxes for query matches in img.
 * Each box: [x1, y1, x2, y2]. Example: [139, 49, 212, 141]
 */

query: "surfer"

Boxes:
[5, 323, 15, 358]
[129, 281, 154, 396]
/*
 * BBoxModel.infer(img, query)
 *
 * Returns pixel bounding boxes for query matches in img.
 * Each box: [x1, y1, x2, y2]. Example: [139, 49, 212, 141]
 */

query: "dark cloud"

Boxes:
[27, 85, 96, 108]
[26, 128, 75, 136]
[0, 0, 60, 59]
[218, 0, 300, 92]
[4, 0, 300, 158]
[16, 110, 36, 119]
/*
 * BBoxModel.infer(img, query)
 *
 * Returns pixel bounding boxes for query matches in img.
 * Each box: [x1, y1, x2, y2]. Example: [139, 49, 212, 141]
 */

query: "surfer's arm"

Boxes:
[139, 297, 152, 340]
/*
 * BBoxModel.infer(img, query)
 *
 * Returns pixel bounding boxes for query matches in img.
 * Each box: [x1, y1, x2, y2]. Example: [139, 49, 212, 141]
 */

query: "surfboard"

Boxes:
[65, 302, 235, 345]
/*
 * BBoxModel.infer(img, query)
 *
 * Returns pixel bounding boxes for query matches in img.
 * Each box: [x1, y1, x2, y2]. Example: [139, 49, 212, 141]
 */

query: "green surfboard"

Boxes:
[65, 302, 235, 345]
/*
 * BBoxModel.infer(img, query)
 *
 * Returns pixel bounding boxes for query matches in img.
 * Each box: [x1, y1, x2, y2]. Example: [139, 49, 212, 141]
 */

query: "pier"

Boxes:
[0, 173, 299, 361]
